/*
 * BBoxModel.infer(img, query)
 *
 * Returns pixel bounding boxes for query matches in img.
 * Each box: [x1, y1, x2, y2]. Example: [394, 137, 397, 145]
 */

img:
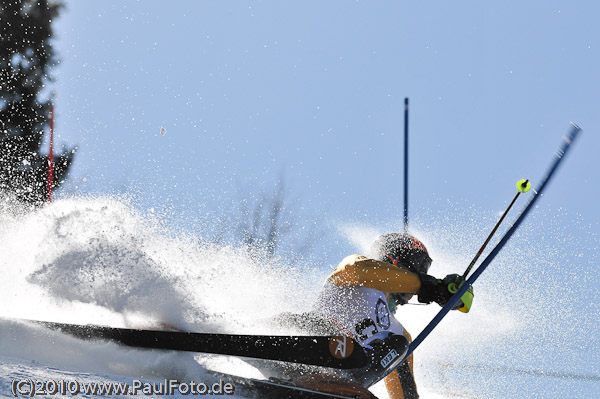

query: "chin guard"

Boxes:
[388, 293, 409, 313]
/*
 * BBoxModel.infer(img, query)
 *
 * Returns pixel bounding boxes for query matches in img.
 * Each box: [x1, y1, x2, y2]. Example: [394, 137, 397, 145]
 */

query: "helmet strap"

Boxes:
[385, 254, 399, 266]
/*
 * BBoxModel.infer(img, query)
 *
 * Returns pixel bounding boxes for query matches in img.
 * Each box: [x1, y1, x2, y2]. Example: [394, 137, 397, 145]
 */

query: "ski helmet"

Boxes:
[370, 232, 432, 275]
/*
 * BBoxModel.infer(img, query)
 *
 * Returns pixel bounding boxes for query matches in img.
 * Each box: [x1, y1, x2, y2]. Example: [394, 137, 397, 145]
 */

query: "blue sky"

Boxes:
[48, 1, 599, 264]
[9, 2, 598, 395]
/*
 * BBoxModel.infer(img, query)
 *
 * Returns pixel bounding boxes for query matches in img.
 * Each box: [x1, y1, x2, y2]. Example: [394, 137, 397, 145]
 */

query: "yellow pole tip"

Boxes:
[517, 179, 531, 193]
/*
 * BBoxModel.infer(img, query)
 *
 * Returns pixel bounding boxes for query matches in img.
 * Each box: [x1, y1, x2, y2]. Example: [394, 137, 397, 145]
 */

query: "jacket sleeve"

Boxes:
[327, 255, 421, 294]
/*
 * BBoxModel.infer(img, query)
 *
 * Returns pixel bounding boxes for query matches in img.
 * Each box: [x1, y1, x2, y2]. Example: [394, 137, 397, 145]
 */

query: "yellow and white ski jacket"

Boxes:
[313, 254, 421, 343]
[313, 254, 422, 399]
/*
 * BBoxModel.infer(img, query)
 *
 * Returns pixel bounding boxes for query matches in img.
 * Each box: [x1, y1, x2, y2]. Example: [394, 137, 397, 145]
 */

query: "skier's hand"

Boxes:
[417, 274, 451, 305]
[417, 274, 474, 313]
[442, 274, 474, 313]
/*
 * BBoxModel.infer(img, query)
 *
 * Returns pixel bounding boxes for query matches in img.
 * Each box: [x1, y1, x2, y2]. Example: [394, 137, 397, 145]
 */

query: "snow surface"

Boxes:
[1, 196, 598, 398]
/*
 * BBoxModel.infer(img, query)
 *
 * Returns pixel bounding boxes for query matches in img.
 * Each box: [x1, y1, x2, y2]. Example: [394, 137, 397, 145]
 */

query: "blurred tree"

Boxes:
[0, 0, 75, 204]
[204, 175, 323, 265]
[234, 177, 324, 264]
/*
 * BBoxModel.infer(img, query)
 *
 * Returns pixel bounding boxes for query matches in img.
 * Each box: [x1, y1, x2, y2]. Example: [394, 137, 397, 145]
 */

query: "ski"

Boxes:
[207, 370, 378, 399]
[28, 319, 367, 369]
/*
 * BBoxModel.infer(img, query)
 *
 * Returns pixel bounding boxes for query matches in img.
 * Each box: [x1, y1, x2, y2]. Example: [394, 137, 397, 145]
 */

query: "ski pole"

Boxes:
[403, 97, 409, 232]
[462, 179, 531, 279]
[402, 123, 582, 362]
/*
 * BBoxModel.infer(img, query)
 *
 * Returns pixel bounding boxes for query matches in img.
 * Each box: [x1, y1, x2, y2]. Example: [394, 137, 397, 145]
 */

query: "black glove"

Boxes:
[417, 274, 450, 305]
[417, 273, 465, 306]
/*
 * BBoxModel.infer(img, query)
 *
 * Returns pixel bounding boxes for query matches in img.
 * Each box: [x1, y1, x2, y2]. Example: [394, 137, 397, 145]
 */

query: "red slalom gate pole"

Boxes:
[48, 105, 54, 203]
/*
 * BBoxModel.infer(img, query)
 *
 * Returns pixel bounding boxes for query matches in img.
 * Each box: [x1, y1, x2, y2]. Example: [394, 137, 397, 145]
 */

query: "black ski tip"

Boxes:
[26, 319, 368, 370]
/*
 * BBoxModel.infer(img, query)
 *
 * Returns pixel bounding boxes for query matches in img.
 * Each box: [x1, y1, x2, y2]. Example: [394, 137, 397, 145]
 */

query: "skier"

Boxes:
[312, 232, 474, 399]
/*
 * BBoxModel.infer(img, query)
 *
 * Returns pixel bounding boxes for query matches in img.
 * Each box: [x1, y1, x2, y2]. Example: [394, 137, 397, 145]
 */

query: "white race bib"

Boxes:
[314, 283, 404, 345]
